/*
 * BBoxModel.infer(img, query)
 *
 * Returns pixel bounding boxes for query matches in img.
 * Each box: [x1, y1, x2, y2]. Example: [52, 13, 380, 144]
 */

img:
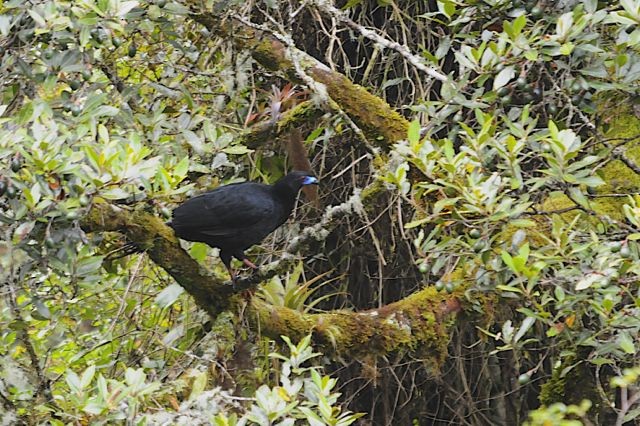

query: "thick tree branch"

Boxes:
[81, 197, 462, 359]
[81, 201, 235, 317]
[188, 7, 410, 144]
[252, 288, 461, 361]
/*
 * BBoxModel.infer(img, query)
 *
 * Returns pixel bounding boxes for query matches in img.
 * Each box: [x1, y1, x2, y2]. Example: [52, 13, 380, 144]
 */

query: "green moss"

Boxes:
[539, 192, 580, 220]
[252, 38, 294, 75]
[388, 285, 459, 366]
[599, 160, 640, 194]
[526, 102, 640, 226]
[539, 369, 566, 405]
[310, 67, 409, 144]
[360, 179, 388, 215]
[277, 101, 320, 129]
[197, 9, 409, 146]
[596, 102, 640, 197]
[591, 198, 627, 221]
[250, 285, 459, 368]
[499, 220, 549, 250]
[539, 351, 617, 423]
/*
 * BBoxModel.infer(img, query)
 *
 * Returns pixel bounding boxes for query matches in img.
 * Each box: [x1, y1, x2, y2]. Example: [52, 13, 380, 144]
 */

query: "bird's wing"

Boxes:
[171, 184, 276, 237]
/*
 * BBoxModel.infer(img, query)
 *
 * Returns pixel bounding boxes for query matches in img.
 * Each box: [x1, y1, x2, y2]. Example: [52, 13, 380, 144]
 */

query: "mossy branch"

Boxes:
[252, 287, 461, 363]
[188, 8, 410, 145]
[81, 198, 462, 360]
[238, 101, 325, 150]
[81, 201, 236, 317]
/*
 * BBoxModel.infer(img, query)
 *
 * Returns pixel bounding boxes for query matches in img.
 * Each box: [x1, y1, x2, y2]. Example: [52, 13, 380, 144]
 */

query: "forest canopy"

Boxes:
[1, 0, 640, 424]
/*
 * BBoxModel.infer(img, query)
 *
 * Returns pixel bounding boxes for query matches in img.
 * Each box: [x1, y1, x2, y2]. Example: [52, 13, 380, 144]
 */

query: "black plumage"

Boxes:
[169, 171, 318, 280]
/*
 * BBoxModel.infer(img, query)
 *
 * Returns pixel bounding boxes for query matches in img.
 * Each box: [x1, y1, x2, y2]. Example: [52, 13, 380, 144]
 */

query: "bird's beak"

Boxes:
[302, 176, 319, 185]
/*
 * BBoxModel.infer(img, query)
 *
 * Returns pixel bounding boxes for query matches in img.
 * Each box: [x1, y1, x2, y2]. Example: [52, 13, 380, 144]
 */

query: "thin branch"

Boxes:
[310, 0, 448, 82]
[7, 280, 55, 405]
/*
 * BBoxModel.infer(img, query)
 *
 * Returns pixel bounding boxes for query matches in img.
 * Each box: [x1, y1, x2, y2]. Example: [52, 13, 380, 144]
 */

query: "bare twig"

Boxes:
[311, 0, 448, 82]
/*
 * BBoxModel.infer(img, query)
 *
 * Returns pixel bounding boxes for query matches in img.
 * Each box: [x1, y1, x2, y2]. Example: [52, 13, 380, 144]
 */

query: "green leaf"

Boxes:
[546, 326, 560, 337]
[493, 66, 515, 91]
[155, 283, 185, 308]
[559, 42, 575, 55]
[80, 365, 96, 390]
[408, 119, 421, 145]
[97, 374, 108, 398]
[125, 368, 146, 388]
[514, 316, 535, 343]
[501, 250, 516, 272]
[554, 286, 565, 302]
[13, 221, 35, 243]
[575, 175, 604, 187]
[518, 243, 530, 262]
[174, 156, 189, 179]
[548, 120, 559, 139]
[189, 371, 208, 401]
[524, 50, 538, 61]
[27, 10, 46, 27]
[223, 145, 253, 155]
[66, 371, 82, 394]
[433, 197, 459, 214]
[512, 14, 526, 36]
[117, 1, 139, 17]
[101, 187, 130, 200]
[190, 242, 208, 263]
[437, 0, 456, 19]
[404, 217, 430, 229]
[622, 407, 640, 424]
[496, 284, 523, 294]
[589, 357, 614, 366]
[618, 333, 636, 354]
[567, 187, 590, 209]
[83, 400, 105, 415]
[583, 0, 597, 13]
[621, 0, 640, 20]
[222, 145, 253, 155]
[575, 272, 600, 290]
[32, 298, 51, 320]
[76, 255, 105, 276]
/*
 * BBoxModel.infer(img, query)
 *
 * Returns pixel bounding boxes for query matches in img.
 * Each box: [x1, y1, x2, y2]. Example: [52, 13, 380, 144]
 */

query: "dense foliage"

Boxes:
[1, 0, 640, 424]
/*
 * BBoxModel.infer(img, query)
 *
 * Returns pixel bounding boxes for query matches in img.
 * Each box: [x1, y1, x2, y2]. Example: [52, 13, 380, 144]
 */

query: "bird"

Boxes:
[169, 170, 318, 281]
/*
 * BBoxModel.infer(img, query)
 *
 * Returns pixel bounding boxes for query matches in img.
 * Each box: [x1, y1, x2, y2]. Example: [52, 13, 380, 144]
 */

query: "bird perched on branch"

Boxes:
[169, 171, 318, 281]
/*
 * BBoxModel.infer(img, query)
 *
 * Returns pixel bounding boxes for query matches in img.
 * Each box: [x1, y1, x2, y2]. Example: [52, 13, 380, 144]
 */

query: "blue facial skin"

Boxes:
[302, 176, 319, 185]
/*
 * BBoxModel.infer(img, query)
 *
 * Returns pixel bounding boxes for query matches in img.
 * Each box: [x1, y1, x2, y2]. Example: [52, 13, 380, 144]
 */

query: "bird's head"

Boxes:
[274, 170, 318, 195]
[301, 175, 319, 185]
[287, 170, 318, 186]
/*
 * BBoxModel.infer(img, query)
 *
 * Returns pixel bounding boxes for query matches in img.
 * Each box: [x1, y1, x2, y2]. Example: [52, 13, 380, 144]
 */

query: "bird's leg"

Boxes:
[235, 253, 258, 298]
[220, 252, 237, 282]
[234, 250, 258, 273]
[242, 258, 258, 269]
[227, 266, 237, 283]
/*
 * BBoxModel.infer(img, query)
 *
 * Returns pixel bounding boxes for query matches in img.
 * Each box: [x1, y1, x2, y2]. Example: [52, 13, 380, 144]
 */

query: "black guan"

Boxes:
[169, 171, 318, 280]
